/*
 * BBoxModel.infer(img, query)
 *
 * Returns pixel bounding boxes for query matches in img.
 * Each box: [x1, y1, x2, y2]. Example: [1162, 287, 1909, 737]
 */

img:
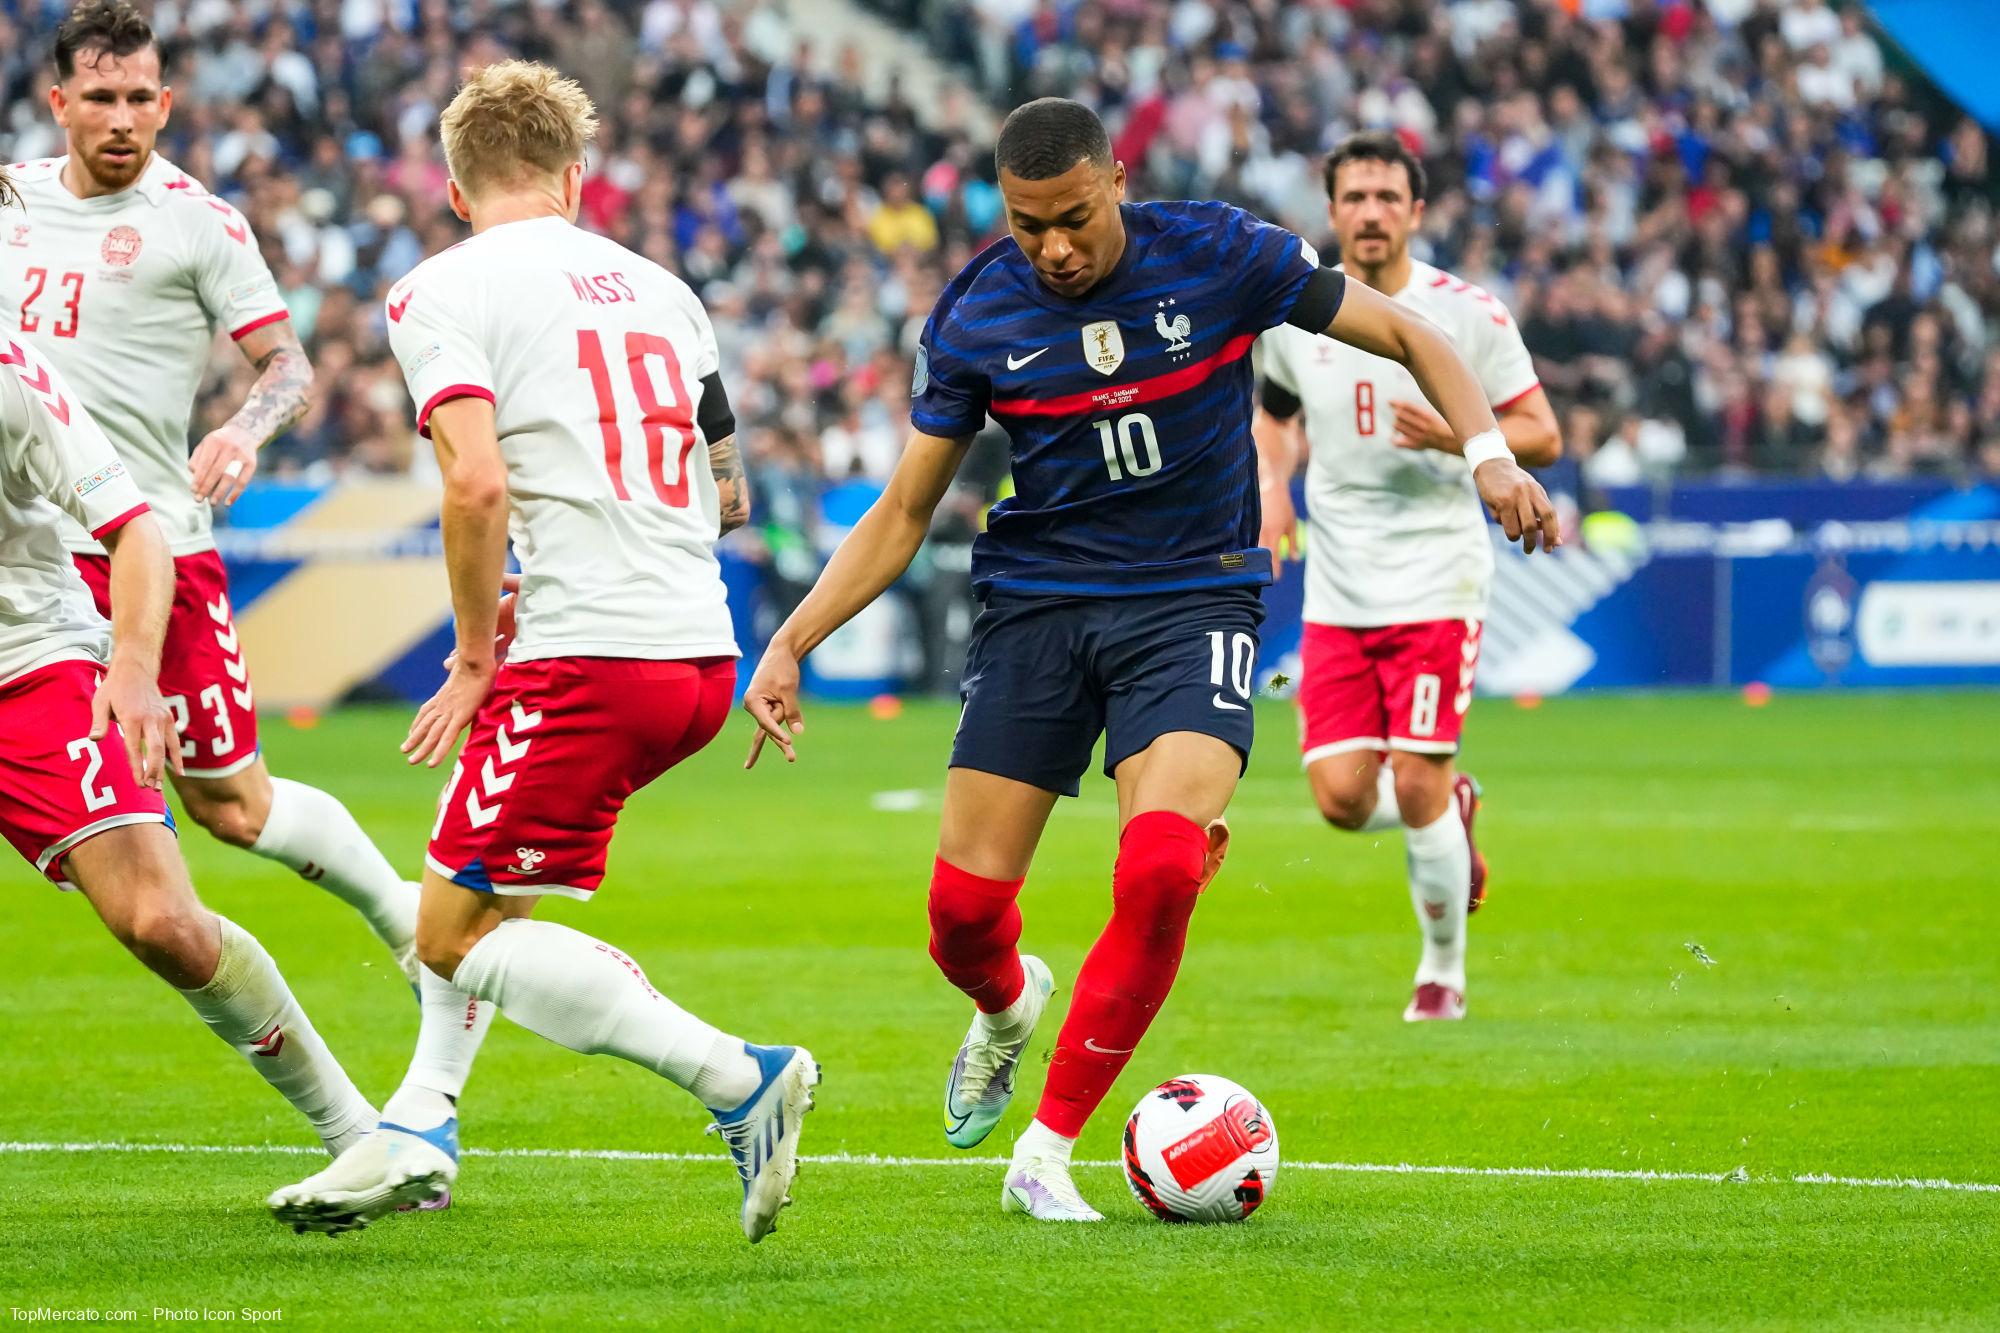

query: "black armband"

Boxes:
[1259, 379, 1303, 421]
[1284, 266, 1347, 333]
[697, 371, 735, 442]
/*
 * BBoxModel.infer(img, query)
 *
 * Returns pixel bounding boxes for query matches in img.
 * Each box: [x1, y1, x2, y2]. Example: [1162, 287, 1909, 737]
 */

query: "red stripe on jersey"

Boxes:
[90, 502, 150, 540]
[230, 311, 290, 341]
[989, 332, 1257, 419]
[416, 383, 497, 440]
[1492, 382, 1541, 412]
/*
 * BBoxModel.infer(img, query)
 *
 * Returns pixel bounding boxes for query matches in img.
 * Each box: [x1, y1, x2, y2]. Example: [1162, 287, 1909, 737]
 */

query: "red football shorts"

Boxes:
[75, 549, 259, 779]
[1298, 618, 1482, 764]
[0, 659, 174, 889]
[426, 655, 737, 899]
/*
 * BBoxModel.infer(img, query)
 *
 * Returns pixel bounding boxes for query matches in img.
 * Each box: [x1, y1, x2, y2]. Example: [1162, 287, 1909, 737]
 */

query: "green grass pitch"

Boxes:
[2, 691, 1996, 1329]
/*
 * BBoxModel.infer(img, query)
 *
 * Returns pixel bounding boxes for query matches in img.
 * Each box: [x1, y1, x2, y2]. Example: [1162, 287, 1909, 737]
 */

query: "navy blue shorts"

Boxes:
[949, 587, 1266, 797]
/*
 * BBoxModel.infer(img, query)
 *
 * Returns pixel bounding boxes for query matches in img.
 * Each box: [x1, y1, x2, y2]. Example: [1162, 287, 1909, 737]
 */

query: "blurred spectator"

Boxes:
[1, 0, 1992, 532]
[881, 0, 2000, 485]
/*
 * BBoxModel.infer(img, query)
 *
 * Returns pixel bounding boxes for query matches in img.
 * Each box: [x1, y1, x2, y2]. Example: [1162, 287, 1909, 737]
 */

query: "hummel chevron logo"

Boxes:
[1005, 347, 1050, 370]
[223, 656, 248, 684]
[213, 623, 239, 655]
[205, 595, 231, 625]
[494, 725, 530, 765]
[249, 1024, 285, 1058]
[0, 342, 71, 425]
[480, 755, 516, 795]
[387, 287, 413, 323]
[465, 789, 501, 828]
[231, 686, 253, 710]
[510, 702, 543, 731]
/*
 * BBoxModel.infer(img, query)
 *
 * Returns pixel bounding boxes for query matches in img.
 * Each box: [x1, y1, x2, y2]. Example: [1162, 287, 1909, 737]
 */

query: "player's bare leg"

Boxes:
[934, 768, 1060, 1148]
[67, 825, 376, 1156]
[1309, 751, 1478, 1020]
[271, 870, 816, 1242]
[174, 756, 421, 986]
[1004, 732, 1239, 1222]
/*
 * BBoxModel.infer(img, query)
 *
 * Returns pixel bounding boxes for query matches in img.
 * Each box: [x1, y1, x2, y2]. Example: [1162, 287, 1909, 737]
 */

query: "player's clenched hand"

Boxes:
[1258, 480, 1299, 581]
[189, 424, 259, 507]
[404, 659, 495, 768]
[444, 573, 522, 671]
[1388, 399, 1459, 454]
[742, 647, 805, 767]
[92, 661, 180, 789]
[1472, 457, 1562, 555]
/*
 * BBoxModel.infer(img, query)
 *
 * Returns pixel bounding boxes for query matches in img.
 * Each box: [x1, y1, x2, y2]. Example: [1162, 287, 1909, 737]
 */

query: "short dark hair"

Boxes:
[995, 98, 1112, 181]
[53, 0, 157, 82]
[1323, 131, 1428, 203]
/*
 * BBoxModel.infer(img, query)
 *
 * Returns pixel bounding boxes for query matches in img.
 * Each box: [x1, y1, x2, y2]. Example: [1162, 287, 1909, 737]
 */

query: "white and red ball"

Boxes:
[1122, 1074, 1279, 1223]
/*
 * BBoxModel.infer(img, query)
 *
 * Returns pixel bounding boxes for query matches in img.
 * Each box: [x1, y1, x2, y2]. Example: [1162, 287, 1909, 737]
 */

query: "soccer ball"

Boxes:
[1121, 1074, 1279, 1223]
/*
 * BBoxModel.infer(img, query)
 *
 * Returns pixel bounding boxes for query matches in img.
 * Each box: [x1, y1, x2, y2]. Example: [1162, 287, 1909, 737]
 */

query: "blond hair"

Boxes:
[439, 60, 598, 198]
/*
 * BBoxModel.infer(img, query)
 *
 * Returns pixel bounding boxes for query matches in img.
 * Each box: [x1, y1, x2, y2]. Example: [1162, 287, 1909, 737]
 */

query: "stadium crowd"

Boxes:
[1, 0, 1996, 527]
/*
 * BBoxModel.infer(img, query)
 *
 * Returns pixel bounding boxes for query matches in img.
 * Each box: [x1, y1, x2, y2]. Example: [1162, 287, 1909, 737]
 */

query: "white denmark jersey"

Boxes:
[1259, 261, 1538, 627]
[0, 332, 149, 686]
[0, 154, 290, 556]
[387, 217, 738, 662]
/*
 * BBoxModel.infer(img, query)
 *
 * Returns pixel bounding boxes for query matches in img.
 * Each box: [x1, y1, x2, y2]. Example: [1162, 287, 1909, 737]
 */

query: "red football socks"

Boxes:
[1036, 810, 1210, 1137]
[927, 857, 1026, 1014]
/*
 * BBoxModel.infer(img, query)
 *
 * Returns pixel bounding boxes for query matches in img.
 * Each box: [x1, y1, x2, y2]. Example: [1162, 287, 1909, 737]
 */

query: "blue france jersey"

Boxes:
[912, 201, 1320, 597]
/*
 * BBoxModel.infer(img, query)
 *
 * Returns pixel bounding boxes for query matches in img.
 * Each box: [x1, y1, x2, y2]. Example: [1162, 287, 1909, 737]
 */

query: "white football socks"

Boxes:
[1014, 1118, 1077, 1164]
[451, 919, 761, 1111]
[251, 777, 418, 977]
[380, 967, 496, 1133]
[176, 916, 376, 1156]
[1361, 764, 1402, 831]
[1404, 805, 1471, 992]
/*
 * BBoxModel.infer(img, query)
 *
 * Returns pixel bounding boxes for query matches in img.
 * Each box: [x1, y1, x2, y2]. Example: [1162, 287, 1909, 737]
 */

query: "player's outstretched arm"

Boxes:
[742, 429, 971, 766]
[190, 320, 315, 508]
[1325, 283, 1561, 553]
[1388, 386, 1562, 468]
[404, 396, 509, 768]
[1251, 406, 1303, 580]
[96, 512, 180, 788]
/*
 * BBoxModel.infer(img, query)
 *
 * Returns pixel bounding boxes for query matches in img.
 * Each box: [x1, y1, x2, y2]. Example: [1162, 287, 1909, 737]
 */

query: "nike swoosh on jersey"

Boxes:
[1082, 1038, 1135, 1055]
[1212, 693, 1247, 712]
[1005, 347, 1050, 370]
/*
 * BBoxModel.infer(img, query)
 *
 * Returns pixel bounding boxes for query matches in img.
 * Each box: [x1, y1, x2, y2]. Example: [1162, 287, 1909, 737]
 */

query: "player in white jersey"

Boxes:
[268, 62, 817, 1243]
[1254, 133, 1562, 1022]
[0, 2, 419, 982]
[0, 175, 376, 1160]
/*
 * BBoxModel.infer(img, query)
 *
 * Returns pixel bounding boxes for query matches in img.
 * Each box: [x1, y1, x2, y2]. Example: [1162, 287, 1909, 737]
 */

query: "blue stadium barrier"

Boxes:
[213, 478, 2000, 708]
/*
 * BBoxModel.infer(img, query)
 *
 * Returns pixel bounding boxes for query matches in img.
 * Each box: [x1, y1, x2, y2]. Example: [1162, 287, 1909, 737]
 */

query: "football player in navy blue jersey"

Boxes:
[744, 98, 1558, 1220]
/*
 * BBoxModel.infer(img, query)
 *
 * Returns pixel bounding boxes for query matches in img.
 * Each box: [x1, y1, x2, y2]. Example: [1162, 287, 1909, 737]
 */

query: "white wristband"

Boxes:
[1462, 429, 1511, 471]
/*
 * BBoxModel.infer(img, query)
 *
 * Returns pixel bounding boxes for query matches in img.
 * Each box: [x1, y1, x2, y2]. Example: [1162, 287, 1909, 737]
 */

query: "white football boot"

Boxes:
[1001, 1144, 1103, 1222]
[944, 955, 1055, 1148]
[705, 1043, 821, 1243]
[268, 1119, 457, 1235]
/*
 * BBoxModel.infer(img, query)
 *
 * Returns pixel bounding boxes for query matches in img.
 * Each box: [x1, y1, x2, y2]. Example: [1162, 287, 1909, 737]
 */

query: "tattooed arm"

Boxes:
[709, 432, 751, 536]
[189, 320, 316, 506]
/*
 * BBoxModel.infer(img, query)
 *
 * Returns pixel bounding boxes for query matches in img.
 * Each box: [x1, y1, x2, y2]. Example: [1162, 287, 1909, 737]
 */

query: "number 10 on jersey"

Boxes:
[1094, 411, 1161, 481]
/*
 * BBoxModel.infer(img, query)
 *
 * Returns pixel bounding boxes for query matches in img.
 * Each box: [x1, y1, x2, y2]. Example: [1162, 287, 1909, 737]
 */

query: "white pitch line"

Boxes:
[2, 1140, 1994, 1194]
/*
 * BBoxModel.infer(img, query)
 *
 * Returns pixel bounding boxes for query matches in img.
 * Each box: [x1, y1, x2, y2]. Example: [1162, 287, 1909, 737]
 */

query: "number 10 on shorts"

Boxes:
[1209, 630, 1254, 711]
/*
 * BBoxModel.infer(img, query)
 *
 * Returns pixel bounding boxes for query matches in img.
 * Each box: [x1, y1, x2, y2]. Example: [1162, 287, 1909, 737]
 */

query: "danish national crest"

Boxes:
[1081, 320, 1125, 376]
